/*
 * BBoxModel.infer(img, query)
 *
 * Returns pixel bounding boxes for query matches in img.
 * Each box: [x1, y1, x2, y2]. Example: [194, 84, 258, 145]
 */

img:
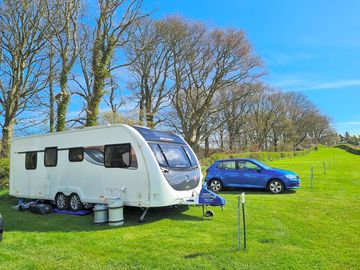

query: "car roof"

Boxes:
[215, 158, 257, 163]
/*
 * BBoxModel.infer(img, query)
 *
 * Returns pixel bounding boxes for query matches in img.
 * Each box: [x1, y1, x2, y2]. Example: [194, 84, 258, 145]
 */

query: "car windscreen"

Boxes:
[253, 160, 272, 170]
[148, 143, 197, 168]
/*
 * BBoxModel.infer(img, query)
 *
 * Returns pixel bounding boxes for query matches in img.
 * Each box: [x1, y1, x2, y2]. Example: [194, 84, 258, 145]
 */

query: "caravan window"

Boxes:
[25, 152, 37, 170]
[183, 146, 198, 166]
[44, 147, 57, 167]
[149, 143, 167, 167]
[69, 148, 84, 162]
[104, 144, 137, 168]
[158, 144, 191, 168]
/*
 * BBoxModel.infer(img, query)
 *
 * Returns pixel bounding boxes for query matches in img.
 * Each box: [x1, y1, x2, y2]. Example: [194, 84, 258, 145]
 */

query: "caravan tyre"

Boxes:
[69, 193, 83, 212]
[55, 193, 69, 210]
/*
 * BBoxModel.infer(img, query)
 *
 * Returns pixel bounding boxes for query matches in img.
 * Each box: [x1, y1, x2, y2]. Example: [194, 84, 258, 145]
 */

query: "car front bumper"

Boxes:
[286, 179, 300, 189]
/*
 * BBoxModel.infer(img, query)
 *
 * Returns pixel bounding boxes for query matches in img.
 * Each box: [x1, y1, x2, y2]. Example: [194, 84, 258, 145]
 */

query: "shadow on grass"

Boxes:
[0, 191, 207, 233]
[219, 187, 297, 195]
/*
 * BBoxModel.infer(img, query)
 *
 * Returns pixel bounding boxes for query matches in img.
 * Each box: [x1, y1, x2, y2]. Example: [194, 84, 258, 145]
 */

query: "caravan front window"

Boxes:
[149, 143, 167, 167]
[149, 143, 196, 168]
[159, 144, 191, 168]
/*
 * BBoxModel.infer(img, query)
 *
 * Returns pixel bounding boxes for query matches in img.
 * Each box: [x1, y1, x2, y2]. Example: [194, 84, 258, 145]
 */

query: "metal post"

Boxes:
[310, 165, 314, 189]
[242, 193, 246, 250]
[237, 196, 241, 251]
[323, 161, 326, 174]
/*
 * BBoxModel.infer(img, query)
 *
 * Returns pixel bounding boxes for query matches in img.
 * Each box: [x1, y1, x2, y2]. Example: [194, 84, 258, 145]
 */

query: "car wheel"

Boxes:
[55, 192, 69, 210]
[208, 179, 223, 192]
[268, 179, 284, 194]
[69, 193, 83, 212]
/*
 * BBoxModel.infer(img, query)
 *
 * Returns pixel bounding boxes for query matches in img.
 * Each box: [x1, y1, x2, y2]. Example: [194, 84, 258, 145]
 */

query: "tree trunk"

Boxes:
[56, 65, 71, 132]
[139, 95, 144, 126]
[86, 64, 106, 126]
[56, 74, 70, 132]
[0, 119, 15, 158]
[228, 131, 235, 152]
[219, 128, 225, 151]
[86, 92, 103, 126]
[49, 47, 55, 133]
[204, 136, 210, 157]
[146, 106, 154, 129]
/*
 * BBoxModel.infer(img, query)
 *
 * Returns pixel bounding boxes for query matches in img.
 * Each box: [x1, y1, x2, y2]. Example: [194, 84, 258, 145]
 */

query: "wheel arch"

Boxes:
[266, 178, 285, 189]
[53, 187, 85, 202]
[207, 178, 223, 185]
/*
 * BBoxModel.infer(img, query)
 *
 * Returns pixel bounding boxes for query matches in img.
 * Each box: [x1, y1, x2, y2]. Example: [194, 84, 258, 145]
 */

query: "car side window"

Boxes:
[238, 161, 259, 170]
[218, 161, 236, 170]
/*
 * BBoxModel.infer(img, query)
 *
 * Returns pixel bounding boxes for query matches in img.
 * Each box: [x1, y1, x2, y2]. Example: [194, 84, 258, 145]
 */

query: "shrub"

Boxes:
[0, 158, 9, 189]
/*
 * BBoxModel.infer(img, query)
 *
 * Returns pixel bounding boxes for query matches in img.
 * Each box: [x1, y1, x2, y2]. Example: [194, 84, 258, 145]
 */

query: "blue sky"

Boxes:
[142, 0, 360, 134]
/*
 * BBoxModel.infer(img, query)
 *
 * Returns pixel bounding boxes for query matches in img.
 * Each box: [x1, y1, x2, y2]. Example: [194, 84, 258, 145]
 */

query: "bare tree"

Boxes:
[46, 0, 80, 131]
[163, 17, 263, 151]
[85, 0, 148, 126]
[126, 18, 172, 128]
[0, 0, 49, 157]
[220, 83, 262, 151]
[246, 89, 284, 151]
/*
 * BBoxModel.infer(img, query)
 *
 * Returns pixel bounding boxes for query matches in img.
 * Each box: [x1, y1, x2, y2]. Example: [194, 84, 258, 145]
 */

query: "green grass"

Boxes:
[0, 148, 359, 269]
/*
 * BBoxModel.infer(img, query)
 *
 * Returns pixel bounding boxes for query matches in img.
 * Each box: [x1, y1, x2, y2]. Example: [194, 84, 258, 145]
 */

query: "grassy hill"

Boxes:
[0, 147, 359, 269]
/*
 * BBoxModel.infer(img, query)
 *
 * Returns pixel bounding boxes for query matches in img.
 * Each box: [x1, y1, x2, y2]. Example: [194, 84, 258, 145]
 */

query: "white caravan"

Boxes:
[9, 125, 202, 220]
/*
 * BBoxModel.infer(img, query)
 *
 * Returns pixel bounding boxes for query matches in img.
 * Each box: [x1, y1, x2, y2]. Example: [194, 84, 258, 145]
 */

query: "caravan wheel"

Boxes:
[69, 194, 83, 212]
[55, 193, 69, 210]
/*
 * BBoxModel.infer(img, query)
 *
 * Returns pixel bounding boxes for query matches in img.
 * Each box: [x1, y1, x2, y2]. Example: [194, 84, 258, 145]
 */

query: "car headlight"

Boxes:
[285, 174, 298, 180]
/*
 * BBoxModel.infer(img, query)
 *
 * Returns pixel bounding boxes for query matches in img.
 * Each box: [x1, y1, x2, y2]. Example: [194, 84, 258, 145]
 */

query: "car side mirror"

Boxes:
[256, 168, 262, 173]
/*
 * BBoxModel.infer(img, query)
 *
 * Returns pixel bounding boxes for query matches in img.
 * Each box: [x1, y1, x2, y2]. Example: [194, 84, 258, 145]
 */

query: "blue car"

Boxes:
[205, 158, 300, 194]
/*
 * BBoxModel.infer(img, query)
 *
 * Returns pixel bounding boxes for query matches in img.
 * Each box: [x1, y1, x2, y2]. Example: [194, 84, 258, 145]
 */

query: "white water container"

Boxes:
[93, 204, 108, 224]
[108, 199, 124, 226]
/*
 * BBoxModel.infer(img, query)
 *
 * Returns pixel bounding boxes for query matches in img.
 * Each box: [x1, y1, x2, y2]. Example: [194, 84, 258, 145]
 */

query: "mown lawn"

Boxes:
[0, 147, 359, 269]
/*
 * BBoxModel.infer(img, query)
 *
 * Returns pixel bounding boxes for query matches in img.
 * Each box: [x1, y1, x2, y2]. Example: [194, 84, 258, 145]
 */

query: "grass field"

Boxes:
[0, 147, 359, 269]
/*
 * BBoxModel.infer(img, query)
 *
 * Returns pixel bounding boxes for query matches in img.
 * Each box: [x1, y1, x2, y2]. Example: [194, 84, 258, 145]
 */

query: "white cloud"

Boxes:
[265, 52, 312, 66]
[305, 80, 360, 90]
[270, 76, 360, 92]
[335, 121, 360, 134]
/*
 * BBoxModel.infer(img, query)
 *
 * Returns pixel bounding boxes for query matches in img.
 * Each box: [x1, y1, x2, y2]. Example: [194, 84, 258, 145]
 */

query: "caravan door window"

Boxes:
[104, 144, 134, 168]
[25, 152, 37, 170]
[44, 147, 58, 167]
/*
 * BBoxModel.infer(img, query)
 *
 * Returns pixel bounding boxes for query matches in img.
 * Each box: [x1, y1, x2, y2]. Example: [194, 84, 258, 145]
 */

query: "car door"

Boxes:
[236, 161, 267, 188]
[218, 160, 238, 187]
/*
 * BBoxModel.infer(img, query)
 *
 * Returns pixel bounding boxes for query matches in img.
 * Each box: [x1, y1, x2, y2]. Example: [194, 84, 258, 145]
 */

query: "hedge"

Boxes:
[335, 144, 360, 155]
[200, 148, 314, 168]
